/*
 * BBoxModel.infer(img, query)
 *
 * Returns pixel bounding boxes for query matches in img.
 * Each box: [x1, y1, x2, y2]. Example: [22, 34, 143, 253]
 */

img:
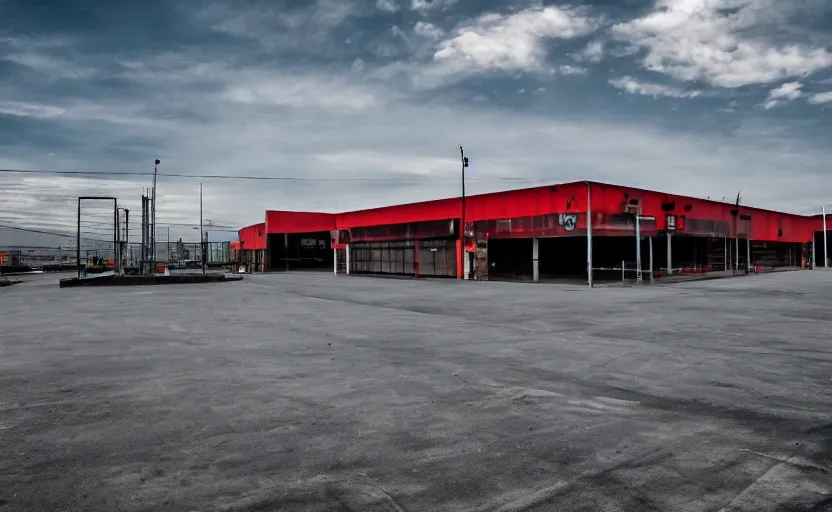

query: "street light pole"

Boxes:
[458, 145, 469, 279]
[823, 205, 828, 268]
[200, 182, 205, 275]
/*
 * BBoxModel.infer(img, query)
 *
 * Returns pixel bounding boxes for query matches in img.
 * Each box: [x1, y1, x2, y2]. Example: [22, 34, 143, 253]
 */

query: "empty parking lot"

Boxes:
[1, 272, 831, 511]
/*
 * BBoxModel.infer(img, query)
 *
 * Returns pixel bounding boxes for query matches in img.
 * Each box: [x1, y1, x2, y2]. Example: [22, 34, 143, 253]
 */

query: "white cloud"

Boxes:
[376, 0, 398, 12]
[573, 40, 604, 63]
[2, 52, 94, 80]
[426, 6, 597, 83]
[193, 0, 356, 48]
[609, 76, 703, 98]
[4, 51, 831, 238]
[761, 81, 804, 109]
[558, 65, 588, 75]
[414, 21, 444, 40]
[808, 91, 832, 104]
[5, 3, 832, 241]
[0, 101, 66, 118]
[411, 0, 457, 12]
[224, 75, 380, 110]
[613, 0, 832, 88]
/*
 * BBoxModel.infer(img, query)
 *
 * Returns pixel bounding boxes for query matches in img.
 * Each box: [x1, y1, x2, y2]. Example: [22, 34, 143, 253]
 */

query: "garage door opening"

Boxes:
[268, 232, 332, 271]
[814, 231, 830, 267]
[538, 237, 587, 280]
[487, 238, 533, 280]
[752, 241, 804, 269]
[590, 236, 647, 281]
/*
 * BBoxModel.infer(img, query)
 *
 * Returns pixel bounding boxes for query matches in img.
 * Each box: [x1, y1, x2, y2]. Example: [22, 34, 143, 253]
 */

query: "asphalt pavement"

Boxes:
[1, 271, 831, 511]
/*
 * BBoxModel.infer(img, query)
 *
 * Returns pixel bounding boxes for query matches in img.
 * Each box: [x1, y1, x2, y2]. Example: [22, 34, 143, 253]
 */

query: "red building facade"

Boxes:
[237, 181, 829, 283]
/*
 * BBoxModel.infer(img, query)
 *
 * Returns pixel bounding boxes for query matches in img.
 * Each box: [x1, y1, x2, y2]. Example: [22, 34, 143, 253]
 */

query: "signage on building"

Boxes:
[558, 214, 578, 231]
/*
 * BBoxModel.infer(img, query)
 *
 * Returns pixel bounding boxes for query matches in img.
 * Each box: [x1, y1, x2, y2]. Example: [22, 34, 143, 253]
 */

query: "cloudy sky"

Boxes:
[2, 0, 832, 245]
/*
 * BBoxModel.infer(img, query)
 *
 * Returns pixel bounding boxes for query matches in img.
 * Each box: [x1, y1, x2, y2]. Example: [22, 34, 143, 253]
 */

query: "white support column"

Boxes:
[667, 231, 672, 276]
[532, 238, 539, 282]
[345, 244, 351, 275]
[635, 214, 642, 282]
[822, 206, 829, 268]
[333, 248, 338, 275]
[587, 184, 593, 288]
[747, 238, 751, 274]
[649, 236, 654, 283]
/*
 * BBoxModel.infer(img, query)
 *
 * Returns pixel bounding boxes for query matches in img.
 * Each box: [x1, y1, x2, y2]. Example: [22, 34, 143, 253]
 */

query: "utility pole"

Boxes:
[76, 197, 81, 278]
[733, 192, 741, 274]
[151, 159, 160, 269]
[124, 208, 129, 266]
[200, 183, 205, 275]
[114, 202, 120, 275]
[141, 193, 148, 272]
[458, 145, 469, 279]
[167, 226, 170, 264]
[813, 206, 829, 268]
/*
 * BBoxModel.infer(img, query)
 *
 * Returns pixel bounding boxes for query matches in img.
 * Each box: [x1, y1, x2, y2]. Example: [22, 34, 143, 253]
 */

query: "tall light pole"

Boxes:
[200, 182, 205, 275]
[151, 159, 160, 269]
[458, 145, 469, 279]
[823, 206, 828, 268]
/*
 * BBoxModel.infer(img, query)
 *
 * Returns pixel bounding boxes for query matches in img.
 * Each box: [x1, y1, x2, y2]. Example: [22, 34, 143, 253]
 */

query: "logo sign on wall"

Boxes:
[558, 214, 578, 231]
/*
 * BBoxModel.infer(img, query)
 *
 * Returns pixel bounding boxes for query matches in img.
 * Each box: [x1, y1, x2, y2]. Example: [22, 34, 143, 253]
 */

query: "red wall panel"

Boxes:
[467, 182, 588, 221]
[266, 211, 335, 234]
[588, 182, 815, 243]
[809, 214, 831, 231]
[238, 223, 266, 250]
[336, 198, 460, 229]
[335, 182, 588, 229]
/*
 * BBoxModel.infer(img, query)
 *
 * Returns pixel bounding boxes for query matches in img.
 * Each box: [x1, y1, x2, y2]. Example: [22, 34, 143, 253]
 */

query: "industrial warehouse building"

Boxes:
[235, 181, 832, 284]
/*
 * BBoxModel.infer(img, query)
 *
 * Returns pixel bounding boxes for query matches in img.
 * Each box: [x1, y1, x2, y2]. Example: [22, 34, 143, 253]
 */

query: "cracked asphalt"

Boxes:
[1, 271, 831, 511]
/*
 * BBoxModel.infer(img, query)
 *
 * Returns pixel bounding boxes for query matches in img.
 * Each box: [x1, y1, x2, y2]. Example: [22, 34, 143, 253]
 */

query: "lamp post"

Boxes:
[458, 145, 469, 279]
[823, 206, 828, 268]
[199, 183, 205, 275]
